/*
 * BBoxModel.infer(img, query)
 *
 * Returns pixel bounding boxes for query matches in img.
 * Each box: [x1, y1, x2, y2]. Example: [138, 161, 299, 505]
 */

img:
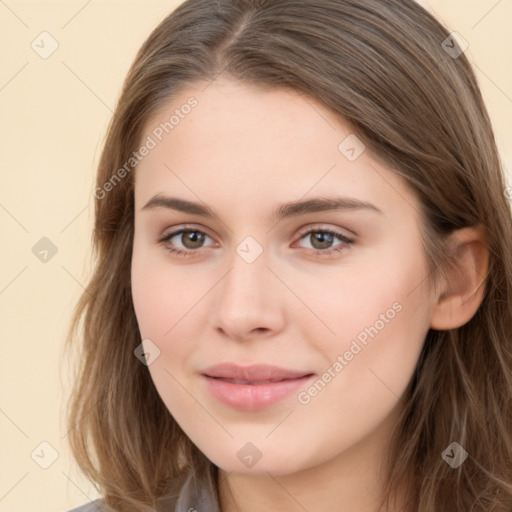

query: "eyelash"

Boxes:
[158, 225, 355, 259]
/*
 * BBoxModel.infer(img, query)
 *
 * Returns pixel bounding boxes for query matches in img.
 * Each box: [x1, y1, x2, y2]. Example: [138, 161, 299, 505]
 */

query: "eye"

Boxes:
[293, 227, 354, 257]
[158, 227, 216, 257]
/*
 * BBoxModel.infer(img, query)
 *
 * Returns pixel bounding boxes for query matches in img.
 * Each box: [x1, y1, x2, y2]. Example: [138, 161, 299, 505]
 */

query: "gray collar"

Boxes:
[174, 467, 221, 512]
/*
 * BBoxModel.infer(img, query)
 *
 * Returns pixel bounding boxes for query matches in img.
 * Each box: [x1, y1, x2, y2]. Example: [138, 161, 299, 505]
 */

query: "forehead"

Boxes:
[140, 78, 346, 166]
[134, 79, 419, 223]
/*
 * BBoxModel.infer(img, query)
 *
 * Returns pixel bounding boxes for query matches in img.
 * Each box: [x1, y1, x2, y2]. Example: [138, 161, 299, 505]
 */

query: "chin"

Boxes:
[203, 442, 309, 477]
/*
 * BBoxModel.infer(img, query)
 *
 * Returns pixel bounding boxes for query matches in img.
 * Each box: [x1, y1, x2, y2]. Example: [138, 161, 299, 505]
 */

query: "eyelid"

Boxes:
[294, 223, 356, 240]
[160, 222, 212, 237]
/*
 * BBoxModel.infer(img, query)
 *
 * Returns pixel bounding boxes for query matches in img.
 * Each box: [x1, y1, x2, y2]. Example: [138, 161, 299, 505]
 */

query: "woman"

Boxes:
[65, 0, 512, 510]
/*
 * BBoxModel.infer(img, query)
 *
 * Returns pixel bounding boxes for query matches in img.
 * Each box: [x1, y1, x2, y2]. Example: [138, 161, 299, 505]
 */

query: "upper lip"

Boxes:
[201, 363, 313, 382]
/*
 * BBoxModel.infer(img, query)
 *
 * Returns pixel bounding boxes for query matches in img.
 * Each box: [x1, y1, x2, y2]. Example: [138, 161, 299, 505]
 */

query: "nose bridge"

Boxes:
[213, 241, 282, 338]
[219, 244, 270, 312]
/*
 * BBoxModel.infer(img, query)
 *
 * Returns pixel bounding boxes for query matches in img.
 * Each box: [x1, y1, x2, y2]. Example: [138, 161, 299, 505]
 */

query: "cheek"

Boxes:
[131, 247, 210, 340]
[131, 261, 168, 339]
[288, 260, 417, 345]
[301, 242, 431, 377]
[342, 267, 429, 396]
[131, 253, 203, 421]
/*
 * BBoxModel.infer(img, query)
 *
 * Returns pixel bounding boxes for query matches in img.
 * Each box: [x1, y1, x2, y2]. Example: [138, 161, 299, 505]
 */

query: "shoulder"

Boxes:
[66, 499, 110, 512]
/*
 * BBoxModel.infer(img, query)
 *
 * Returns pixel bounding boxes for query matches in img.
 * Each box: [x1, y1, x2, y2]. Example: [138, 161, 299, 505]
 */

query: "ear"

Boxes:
[430, 225, 489, 330]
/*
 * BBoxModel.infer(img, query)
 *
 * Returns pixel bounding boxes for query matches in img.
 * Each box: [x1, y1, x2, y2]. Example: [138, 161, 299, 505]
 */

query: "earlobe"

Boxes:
[429, 225, 489, 330]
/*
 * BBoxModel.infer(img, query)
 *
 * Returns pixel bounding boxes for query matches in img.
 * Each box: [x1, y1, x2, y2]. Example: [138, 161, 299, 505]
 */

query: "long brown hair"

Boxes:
[64, 0, 512, 510]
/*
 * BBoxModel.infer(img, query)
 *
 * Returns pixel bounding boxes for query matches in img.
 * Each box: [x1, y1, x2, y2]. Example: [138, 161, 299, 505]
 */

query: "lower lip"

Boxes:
[202, 374, 315, 411]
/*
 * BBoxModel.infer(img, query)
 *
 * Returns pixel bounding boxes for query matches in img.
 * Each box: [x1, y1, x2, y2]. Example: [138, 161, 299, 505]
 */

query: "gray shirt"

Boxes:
[67, 469, 221, 512]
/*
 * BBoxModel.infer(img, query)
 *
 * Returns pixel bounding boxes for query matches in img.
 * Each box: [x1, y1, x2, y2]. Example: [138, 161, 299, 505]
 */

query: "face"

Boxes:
[131, 78, 436, 477]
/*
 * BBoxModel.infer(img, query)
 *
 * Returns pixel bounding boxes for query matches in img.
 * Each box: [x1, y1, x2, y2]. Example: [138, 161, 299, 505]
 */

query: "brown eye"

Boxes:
[309, 231, 335, 250]
[178, 230, 206, 249]
[159, 228, 214, 256]
[295, 228, 355, 257]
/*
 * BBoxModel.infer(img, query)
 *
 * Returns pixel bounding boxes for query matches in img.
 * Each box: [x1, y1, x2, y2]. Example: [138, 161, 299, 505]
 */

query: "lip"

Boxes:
[202, 363, 313, 381]
[201, 363, 315, 411]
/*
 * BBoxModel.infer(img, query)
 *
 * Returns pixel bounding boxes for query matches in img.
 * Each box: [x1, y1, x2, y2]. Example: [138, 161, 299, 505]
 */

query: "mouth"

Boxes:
[201, 362, 313, 382]
[200, 363, 315, 410]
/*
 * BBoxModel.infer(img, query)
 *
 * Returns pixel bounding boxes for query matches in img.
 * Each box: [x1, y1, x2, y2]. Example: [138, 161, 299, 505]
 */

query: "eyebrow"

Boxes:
[142, 194, 383, 221]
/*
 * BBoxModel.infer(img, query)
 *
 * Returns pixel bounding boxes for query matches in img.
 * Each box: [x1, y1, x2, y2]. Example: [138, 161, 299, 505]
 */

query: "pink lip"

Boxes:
[201, 363, 315, 411]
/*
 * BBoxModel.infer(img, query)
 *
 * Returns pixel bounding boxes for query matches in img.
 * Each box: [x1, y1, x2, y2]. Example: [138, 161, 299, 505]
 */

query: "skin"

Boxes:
[131, 78, 488, 512]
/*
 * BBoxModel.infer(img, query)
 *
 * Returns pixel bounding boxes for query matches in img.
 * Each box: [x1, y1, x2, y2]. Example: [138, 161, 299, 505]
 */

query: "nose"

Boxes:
[212, 246, 285, 342]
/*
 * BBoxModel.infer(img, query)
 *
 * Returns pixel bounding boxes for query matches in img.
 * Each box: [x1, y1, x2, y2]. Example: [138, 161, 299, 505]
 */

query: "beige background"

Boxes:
[0, 1, 511, 511]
